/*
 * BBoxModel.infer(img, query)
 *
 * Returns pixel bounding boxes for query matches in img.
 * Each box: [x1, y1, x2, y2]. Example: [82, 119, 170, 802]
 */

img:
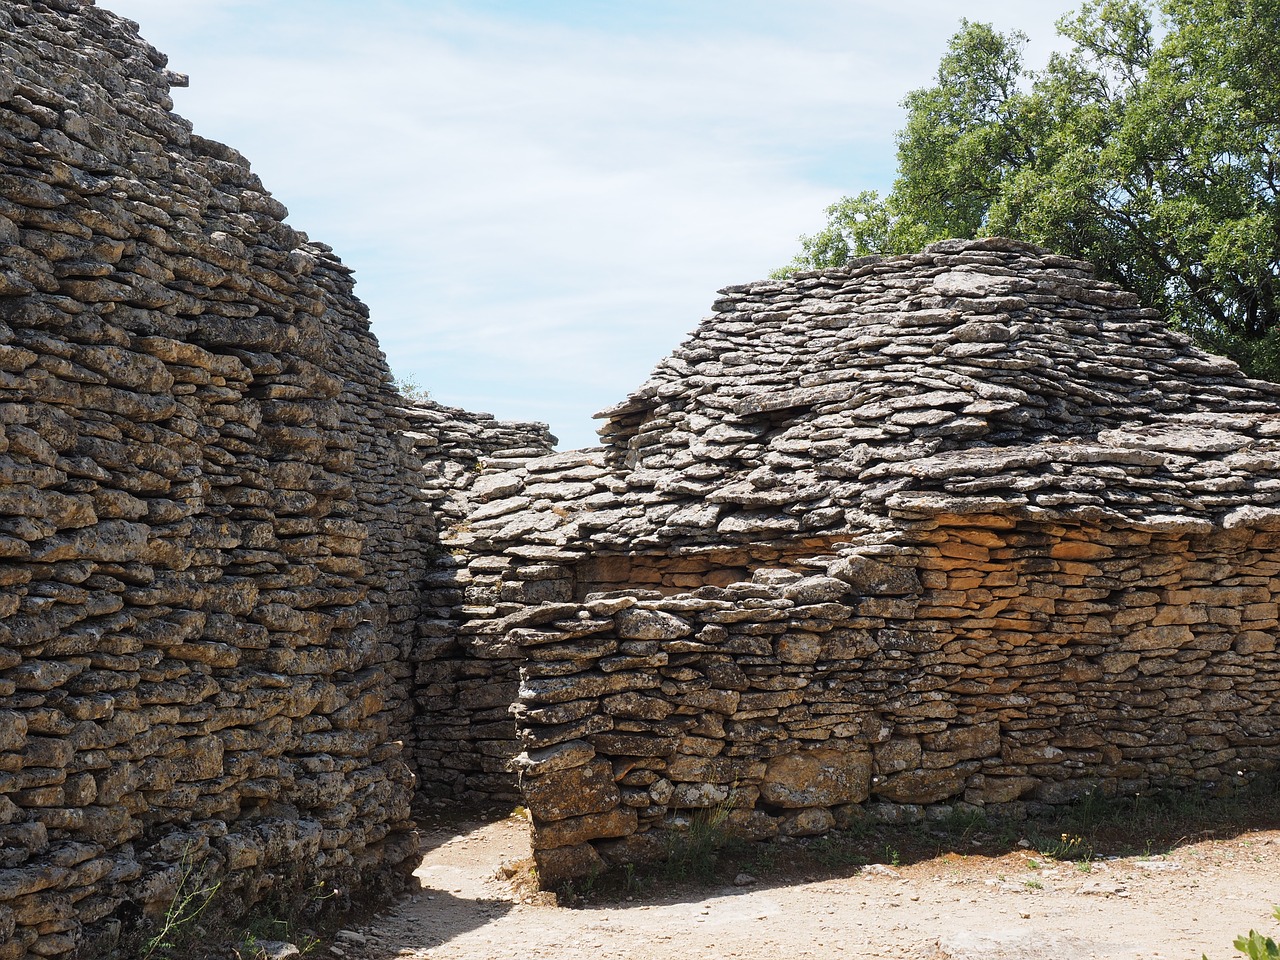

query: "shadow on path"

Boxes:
[337, 809, 526, 957]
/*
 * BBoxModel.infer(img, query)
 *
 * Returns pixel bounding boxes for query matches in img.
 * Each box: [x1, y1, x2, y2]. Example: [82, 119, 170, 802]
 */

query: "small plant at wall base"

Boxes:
[127, 861, 349, 960]
[804, 834, 866, 870]
[138, 853, 221, 960]
[661, 803, 737, 883]
[1035, 832, 1094, 864]
[623, 863, 643, 895]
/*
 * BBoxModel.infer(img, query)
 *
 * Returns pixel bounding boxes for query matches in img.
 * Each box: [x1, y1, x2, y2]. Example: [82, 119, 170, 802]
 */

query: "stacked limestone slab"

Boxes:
[587, 237, 1280, 549]
[0, 2, 427, 956]
[447, 238, 1280, 883]
[401, 399, 555, 803]
[514, 518, 1280, 883]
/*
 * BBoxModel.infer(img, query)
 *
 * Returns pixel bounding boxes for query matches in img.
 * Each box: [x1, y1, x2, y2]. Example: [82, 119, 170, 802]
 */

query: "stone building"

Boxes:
[0, 2, 427, 956]
[4, 0, 1280, 955]
[443, 238, 1280, 882]
[402, 400, 555, 804]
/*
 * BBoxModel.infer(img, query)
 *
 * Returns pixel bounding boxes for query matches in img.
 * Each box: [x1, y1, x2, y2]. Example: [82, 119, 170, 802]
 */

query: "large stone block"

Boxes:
[614, 607, 693, 640]
[522, 760, 620, 822]
[874, 764, 973, 804]
[0, 712, 26, 752]
[780, 576, 850, 604]
[1120, 624, 1194, 651]
[828, 554, 922, 596]
[533, 807, 637, 850]
[777, 807, 835, 837]
[921, 722, 1001, 762]
[874, 737, 921, 775]
[760, 748, 872, 808]
[970, 775, 1036, 804]
[510, 740, 596, 776]
[665, 755, 765, 784]
[533, 843, 606, 886]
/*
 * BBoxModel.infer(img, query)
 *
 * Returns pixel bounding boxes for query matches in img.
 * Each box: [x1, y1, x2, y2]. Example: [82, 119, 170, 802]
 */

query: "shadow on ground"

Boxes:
[333, 807, 522, 957]
[327, 778, 1280, 958]
[552, 775, 1280, 910]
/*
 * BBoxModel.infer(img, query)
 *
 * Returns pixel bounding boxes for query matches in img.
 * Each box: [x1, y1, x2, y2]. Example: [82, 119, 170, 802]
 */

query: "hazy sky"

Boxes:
[102, 0, 1080, 449]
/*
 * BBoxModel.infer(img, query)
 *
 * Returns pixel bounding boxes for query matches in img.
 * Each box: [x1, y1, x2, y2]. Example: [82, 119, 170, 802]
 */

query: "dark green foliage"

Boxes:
[783, 0, 1280, 379]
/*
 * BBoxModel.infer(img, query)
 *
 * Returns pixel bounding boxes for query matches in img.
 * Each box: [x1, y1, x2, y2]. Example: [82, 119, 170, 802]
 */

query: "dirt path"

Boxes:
[332, 815, 1280, 960]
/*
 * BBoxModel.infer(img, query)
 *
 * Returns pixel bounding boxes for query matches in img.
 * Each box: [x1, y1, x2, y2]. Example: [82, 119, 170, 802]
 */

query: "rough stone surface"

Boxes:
[760, 748, 872, 808]
[0, 3, 428, 956]
[461, 238, 1280, 883]
[401, 400, 555, 804]
[10, 0, 1279, 927]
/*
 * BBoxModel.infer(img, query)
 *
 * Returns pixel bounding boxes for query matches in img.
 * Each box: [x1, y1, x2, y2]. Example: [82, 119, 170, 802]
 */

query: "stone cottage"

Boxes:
[426, 237, 1280, 882]
[4, 0, 1280, 953]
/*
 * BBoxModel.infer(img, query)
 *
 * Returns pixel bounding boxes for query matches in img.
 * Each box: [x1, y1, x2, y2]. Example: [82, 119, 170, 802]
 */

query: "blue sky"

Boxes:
[103, 0, 1080, 449]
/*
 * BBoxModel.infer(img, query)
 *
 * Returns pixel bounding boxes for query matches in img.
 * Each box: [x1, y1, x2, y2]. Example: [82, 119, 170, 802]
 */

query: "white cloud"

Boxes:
[102, 0, 1079, 447]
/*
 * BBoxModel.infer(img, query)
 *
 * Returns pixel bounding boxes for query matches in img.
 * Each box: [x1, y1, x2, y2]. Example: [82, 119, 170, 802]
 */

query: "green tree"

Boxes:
[783, 0, 1280, 378]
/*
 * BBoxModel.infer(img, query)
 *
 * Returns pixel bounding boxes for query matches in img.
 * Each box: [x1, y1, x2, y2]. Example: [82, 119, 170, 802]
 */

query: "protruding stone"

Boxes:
[534, 843, 606, 887]
[533, 807, 637, 850]
[511, 740, 596, 776]
[777, 807, 836, 837]
[523, 760, 620, 822]
[614, 607, 693, 640]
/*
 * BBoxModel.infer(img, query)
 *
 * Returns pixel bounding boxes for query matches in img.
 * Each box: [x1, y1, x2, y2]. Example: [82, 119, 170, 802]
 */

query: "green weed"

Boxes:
[1203, 906, 1280, 960]
[623, 863, 644, 895]
[139, 853, 221, 960]
[1035, 832, 1095, 863]
[806, 835, 866, 870]
[662, 802, 735, 883]
[935, 807, 988, 841]
[746, 842, 780, 875]
[393, 374, 431, 403]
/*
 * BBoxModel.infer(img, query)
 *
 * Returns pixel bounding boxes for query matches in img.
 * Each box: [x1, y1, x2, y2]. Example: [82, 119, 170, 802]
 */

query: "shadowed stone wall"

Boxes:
[401, 400, 555, 803]
[0, 3, 428, 956]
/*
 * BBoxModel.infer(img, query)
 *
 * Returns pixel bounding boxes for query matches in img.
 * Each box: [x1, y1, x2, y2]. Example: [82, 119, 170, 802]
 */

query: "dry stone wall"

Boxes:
[485, 238, 1280, 884]
[515, 512, 1280, 884]
[0, 3, 427, 957]
[9, 0, 1277, 934]
[402, 400, 555, 802]
[416, 441, 856, 808]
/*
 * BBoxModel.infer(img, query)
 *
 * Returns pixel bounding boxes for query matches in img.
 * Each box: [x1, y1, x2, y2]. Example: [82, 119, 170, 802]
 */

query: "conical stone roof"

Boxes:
[469, 238, 1280, 558]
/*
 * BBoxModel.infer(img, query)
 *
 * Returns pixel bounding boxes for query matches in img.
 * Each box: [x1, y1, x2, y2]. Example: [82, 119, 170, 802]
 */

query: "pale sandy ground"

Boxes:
[332, 815, 1280, 960]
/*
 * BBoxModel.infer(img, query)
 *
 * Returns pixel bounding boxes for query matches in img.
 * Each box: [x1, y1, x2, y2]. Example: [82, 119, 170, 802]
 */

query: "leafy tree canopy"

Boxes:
[782, 0, 1280, 378]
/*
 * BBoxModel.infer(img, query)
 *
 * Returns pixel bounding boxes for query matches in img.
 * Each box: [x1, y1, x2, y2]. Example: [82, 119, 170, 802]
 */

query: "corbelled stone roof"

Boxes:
[467, 238, 1280, 558]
